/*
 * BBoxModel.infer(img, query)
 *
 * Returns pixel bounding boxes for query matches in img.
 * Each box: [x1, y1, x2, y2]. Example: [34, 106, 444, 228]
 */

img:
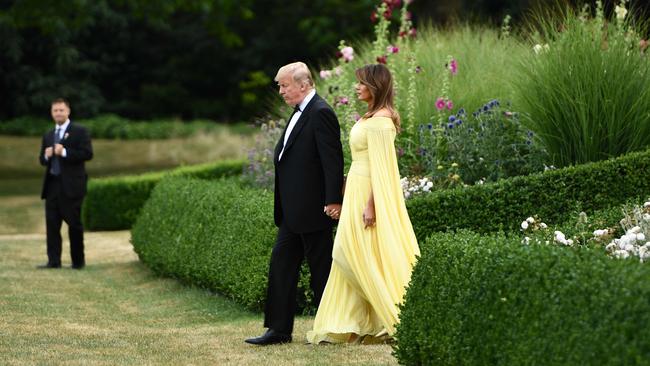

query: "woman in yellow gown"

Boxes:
[307, 64, 420, 344]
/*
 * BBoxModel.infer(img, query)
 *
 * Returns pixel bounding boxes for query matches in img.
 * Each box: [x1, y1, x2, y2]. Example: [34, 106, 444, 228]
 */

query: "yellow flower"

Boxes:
[437, 165, 444, 170]
[451, 162, 459, 168]
[451, 174, 461, 181]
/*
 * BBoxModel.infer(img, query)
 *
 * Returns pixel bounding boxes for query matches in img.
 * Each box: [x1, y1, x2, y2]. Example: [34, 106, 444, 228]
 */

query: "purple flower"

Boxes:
[415, 65, 422, 73]
[448, 115, 456, 122]
[456, 119, 463, 126]
[447, 123, 454, 129]
[427, 123, 433, 130]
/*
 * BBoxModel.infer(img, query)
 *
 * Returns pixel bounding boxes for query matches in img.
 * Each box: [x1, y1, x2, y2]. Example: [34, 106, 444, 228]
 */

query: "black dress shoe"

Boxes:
[245, 329, 292, 345]
[71, 263, 85, 270]
[36, 263, 61, 269]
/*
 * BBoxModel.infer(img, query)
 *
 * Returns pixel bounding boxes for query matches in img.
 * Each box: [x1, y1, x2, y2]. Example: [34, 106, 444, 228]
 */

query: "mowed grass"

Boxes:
[0, 232, 398, 365]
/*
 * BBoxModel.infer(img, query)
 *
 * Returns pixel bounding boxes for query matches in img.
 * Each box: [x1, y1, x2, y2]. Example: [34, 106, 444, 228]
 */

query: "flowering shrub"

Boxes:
[519, 198, 650, 263]
[417, 99, 546, 185]
[243, 117, 285, 189]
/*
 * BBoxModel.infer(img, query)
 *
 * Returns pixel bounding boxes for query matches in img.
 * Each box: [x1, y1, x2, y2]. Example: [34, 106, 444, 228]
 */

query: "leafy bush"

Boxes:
[515, 2, 650, 167]
[0, 114, 252, 139]
[131, 177, 276, 310]
[82, 159, 245, 230]
[394, 230, 650, 365]
[131, 176, 316, 313]
[417, 99, 546, 185]
[406, 148, 650, 240]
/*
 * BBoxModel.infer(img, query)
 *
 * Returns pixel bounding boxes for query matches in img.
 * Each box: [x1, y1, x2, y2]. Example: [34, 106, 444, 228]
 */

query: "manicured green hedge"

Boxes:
[131, 176, 295, 311]
[394, 230, 650, 365]
[0, 115, 253, 139]
[82, 159, 245, 231]
[406, 149, 650, 240]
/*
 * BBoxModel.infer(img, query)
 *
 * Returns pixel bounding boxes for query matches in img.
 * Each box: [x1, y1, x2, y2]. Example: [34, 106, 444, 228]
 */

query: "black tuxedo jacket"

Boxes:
[273, 93, 344, 233]
[39, 122, 93, 199]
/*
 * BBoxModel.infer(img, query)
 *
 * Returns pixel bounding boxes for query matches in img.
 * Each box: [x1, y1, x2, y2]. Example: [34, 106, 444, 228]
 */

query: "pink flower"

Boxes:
[339, 97, 349, 105]
[370, 11, 378, 23]
[409, 27, 417, 38]
[387, 45, 399, 54]
[353, 112, 361, 121]
[449, 59, 458, 75]
[435, 98, 446, 110]
[415, 66, 422, 73]
[405, 11, 412, 20]
[377, 55, 387, 64]
[319, 70, 332, 79]
[399, 30, 407, 38]
[341, 46, 354, 62]
[446, 100, 454, 110]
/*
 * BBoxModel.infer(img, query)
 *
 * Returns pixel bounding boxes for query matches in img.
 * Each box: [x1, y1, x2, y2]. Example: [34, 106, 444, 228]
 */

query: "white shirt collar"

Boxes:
[297, 89, 316, 112]
[55, 119, 70, 133]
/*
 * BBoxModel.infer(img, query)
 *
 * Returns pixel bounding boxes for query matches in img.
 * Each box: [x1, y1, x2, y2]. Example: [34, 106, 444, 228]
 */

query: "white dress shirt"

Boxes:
[279, 89, 315, 161]
[45, 119, 70, 160]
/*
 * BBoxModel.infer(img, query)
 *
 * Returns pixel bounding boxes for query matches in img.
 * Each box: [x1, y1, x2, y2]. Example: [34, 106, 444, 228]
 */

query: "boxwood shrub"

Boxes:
[82, 159, 245, 230]
[406, 149, 650, 240]
[394, 230, 650, 365]
[131, 176, 319, 313]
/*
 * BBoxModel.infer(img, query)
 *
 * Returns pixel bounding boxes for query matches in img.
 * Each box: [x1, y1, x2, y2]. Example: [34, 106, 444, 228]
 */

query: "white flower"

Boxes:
[422, 185, 431, 192]
[426, 181, 433, 189]
[593, 229, 607, 237]
[624, 244, 636, 253]
[526, 217, 535, 224]
[540, 223, 548, 229]
[643, 213, 650, 222]
[605, 242, 617, 252]
[521, 221, 529, 230]
[628, 226, 642, 234]
[614, 250, 630, 259]
[334, 66, 343, 76]
[644, 201, 650, 208]
[533, 44, 543, 54]
[566, 239, 574, 246]
[637, 233, 646, 242]
[615, 5, 628, 21]
[523, 237, 531, 245]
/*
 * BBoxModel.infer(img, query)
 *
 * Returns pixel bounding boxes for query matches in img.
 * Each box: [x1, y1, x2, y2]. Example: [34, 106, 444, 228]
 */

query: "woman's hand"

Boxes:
[363, 203, 375, 229]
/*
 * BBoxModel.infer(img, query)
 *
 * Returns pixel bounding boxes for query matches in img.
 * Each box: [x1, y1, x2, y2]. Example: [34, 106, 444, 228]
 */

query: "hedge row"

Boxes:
[82, 159, 245, 231]
[394, 230, 650, 365]
[407, 148, 650, 240]
[0, 115, 253, 139]
[130, 176, 312, 311]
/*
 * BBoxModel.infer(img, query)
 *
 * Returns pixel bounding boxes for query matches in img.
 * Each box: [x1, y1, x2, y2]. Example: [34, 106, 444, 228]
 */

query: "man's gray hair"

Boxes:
[275, 62, 315, 88]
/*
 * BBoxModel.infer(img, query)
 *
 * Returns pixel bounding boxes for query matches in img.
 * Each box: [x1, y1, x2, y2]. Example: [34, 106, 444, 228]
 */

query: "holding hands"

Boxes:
[45, 147, 53, 159]
[324, 204, 342, 220]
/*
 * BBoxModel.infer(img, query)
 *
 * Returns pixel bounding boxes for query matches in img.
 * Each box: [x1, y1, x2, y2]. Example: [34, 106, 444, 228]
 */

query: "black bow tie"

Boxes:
[294, 105, 301, 113]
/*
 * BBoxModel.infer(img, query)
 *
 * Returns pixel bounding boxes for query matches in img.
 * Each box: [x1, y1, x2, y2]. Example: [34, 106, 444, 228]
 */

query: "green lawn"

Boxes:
[0, 232, 397, 365]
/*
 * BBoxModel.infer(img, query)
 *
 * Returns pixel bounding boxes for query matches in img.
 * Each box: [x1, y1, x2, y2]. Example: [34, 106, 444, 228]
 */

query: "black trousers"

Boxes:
[263, 222, 334, 334]
[44, 176, 85, 266]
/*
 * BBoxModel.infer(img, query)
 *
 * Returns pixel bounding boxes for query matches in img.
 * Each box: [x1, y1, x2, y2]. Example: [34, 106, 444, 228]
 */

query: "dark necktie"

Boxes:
[50, 127, 61, 176]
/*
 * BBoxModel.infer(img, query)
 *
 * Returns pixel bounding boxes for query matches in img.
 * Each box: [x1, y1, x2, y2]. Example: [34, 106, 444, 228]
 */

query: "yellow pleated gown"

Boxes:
[306, 116, 421, 344]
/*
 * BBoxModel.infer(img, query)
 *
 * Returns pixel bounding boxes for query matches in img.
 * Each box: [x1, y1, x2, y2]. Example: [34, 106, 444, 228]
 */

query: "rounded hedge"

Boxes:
[394, 230, 650, 365]
[407, 148, 650, 240]
[82, 159, 245, 231]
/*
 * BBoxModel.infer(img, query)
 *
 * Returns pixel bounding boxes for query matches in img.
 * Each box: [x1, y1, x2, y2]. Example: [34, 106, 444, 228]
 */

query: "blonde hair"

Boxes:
[275, 62, 315, 88]
[355, 64, 401, 132]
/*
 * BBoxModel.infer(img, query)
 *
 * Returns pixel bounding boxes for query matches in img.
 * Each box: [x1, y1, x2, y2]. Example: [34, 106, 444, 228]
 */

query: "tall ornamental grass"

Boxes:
[514, 1, 650, 167]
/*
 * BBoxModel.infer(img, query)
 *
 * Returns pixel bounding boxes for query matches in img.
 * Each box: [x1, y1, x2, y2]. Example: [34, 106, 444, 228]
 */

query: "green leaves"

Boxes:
[395, 230, 650, 365]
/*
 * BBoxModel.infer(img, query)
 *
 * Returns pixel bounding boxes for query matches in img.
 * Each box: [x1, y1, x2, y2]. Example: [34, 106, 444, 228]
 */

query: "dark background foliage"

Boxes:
[2, 0, 648, 122]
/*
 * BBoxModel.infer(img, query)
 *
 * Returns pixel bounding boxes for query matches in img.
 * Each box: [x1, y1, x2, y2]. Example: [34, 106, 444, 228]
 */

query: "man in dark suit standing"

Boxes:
[245, 62, 344, 345]
[37, 98, 93, 269]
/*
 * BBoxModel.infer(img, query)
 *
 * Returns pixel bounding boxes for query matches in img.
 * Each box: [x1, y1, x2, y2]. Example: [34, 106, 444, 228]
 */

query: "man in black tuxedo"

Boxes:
[37, 98, 93, 269]
[245, 62, 344, 345]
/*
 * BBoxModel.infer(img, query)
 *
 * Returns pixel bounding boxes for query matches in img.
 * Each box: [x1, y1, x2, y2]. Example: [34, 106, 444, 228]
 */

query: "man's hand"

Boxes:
[363, 203, 376, 229]
[45, 147, 53, 159]
[324, 204, 342, 220]
[54, 144, 64, 156]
